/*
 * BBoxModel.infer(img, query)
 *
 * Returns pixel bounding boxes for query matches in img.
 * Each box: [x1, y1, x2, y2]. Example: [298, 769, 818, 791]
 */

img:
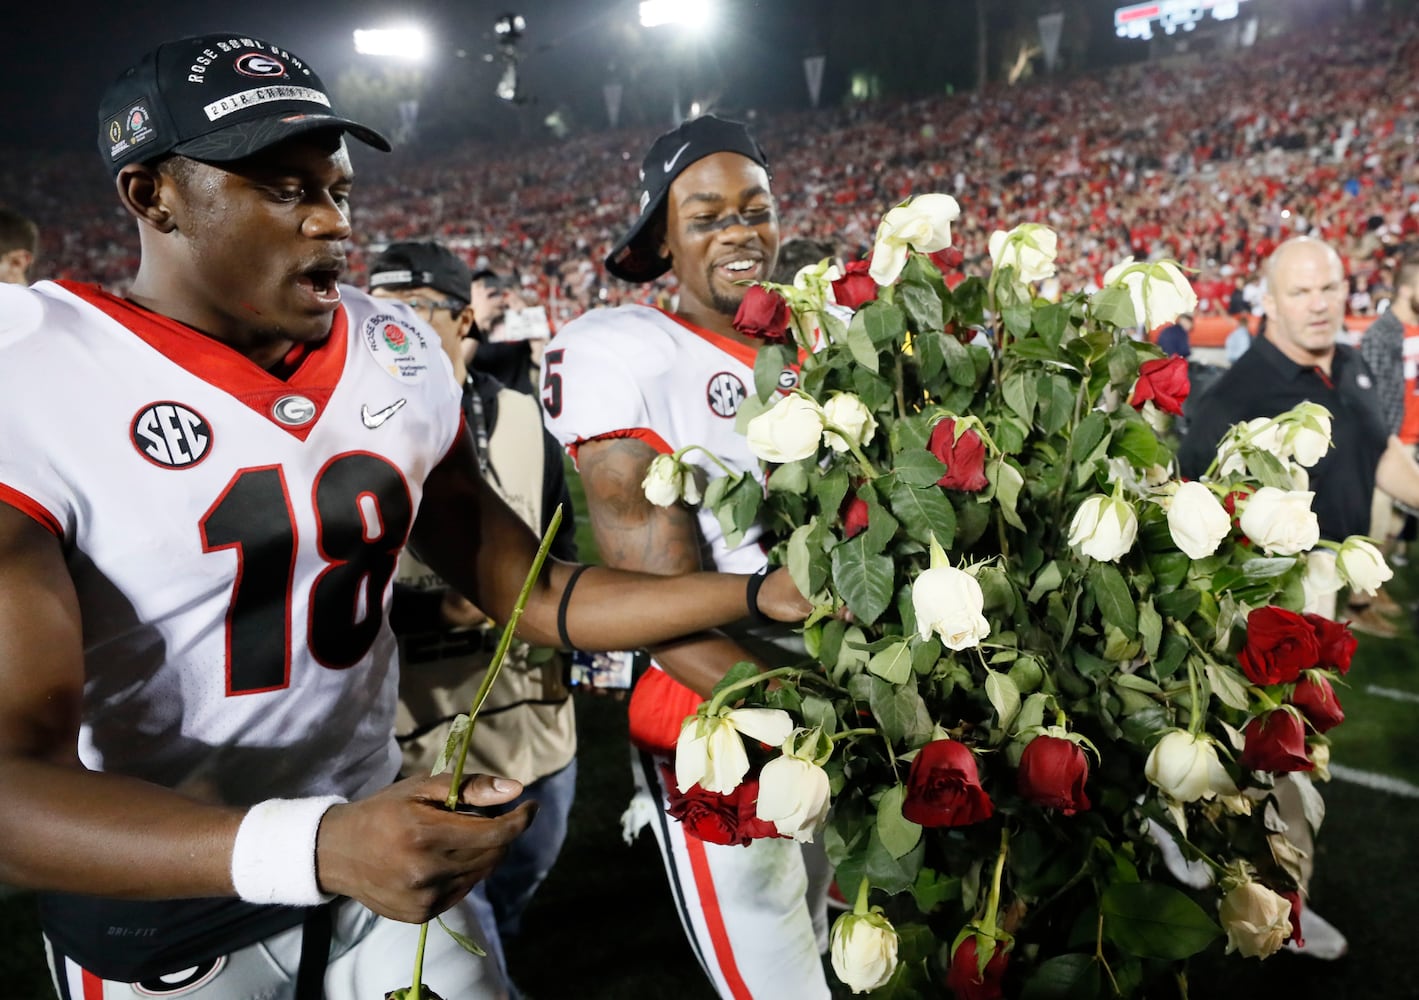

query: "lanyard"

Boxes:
[465, 378, 503, 488]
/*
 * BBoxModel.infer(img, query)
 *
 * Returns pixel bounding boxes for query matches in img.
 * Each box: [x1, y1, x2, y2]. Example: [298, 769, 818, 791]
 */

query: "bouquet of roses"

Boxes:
[640, 195, 1390, 998]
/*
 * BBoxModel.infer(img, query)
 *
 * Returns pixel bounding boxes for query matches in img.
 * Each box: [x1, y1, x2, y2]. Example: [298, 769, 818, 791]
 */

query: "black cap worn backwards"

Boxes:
[368, 241, 473, 307]
[605, 114, 771, 284]
[98, 33, 391, 176]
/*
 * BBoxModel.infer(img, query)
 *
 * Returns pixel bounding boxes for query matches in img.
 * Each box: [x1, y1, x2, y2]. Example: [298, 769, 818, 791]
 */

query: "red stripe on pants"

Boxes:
[683, 833, 754, 1000]
[82, 968, 104, 1000]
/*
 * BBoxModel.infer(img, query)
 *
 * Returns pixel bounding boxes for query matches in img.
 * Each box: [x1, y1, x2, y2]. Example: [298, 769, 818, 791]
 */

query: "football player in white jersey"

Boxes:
[542, 115, 833, 1000]
[0, 34, 810, 1000]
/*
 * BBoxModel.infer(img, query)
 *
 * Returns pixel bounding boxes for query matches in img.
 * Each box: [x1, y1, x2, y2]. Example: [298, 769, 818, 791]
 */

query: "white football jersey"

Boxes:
[542, 304, 794, 574]
[0, 280, 462, 806]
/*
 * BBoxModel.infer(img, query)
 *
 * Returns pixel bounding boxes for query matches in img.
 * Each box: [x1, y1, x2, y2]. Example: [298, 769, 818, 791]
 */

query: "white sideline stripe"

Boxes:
[1365, 684, 1419, 705]
[1329, 763, 1419, 799]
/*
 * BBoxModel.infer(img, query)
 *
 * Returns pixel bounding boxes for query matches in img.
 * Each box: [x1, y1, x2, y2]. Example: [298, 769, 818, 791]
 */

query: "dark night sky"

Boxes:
[1, 0, 1149, 155]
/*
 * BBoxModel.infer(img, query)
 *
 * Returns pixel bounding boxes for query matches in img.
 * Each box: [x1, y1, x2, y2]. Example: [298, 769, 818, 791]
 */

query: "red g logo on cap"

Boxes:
[234, 53, 286, 78]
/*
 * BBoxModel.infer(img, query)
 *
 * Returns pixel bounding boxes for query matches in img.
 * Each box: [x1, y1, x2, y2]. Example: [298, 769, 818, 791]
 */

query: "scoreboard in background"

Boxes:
[1114, 0, 1251, 40]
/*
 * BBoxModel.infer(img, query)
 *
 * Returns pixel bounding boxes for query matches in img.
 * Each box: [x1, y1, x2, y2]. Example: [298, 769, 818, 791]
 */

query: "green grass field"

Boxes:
[4, 468, 1418, 998]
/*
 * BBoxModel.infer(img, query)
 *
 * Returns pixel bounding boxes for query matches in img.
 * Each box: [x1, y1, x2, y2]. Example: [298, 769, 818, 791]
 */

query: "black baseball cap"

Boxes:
[98, 33, 391, 176]
[368, 241, 472, 307]
[605, 114, 771, 284]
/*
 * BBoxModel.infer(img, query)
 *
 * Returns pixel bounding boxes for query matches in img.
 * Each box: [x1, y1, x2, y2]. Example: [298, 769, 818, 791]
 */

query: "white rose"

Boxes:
[1067, 495, 1138, 562]
[641, 453, 701, 508]
[1284, 420, 1331, 468]
[1238, 487, 1320, 556]
[745, 395, 825, 464]
[912, 565, 990, 650]
[868, 193, 961, 286]
[1145, 730, 1238, 803]
[988, 224, 1058, 284]
[1218, 881, 1292, 959]
[1167, 481, 1231, 559]
[756, 752, 832, 842]
[829, 909, 900, 994]
[821, 393, 878, 453]
[1310, 741, 1331, 781]
[1101, 257, 1198, 329]
[1335, 536, 1394, 595]
[1302, 549, 1343, 607]
[674, 708, 794, 795]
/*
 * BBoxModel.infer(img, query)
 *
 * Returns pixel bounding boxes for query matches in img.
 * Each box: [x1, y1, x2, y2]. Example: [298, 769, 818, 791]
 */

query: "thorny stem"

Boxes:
[1201, 413, 1284, 481]
[408, 922, 430, 1000]
[706, 666, 806, 715]
[981, 827, 1011, 937]
[1095, 912, 1122, 995]
[673, 444, 739, 480]
[821, 421, 881, 480]
[1186, 659, 1203, 735]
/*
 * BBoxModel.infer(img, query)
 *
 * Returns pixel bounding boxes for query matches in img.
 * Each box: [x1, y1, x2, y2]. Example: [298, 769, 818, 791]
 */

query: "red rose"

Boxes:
[1303, 613, 1357, 675]
[901, 739, 994, 827]
[1017, 735, 1091, 815]
[1238, 606, 1320, 686]
[929, 246, 965, 274]
[1280, 889, 1304, 947]
[733, 285, 792, 343]
[927, 417, 989, 492]
[945, 935, 1009, 1000]
[1289, 672, 1345, 733]
[831, 259, 878, 310]
[842, 495, 870, 539]
[1239, 709, 1314, 773]
[662, 767, 783, 846]
[1128, 356, 1190, 417]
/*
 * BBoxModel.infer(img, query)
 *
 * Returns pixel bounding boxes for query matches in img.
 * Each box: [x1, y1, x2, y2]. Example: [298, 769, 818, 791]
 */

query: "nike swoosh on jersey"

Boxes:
[361, 399, 408, 429]
[663, 142, 691, 174]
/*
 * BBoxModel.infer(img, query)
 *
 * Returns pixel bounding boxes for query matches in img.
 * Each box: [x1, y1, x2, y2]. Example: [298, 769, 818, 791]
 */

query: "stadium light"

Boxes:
[353, 26, 430, 61]
[639, 0, 714, 29]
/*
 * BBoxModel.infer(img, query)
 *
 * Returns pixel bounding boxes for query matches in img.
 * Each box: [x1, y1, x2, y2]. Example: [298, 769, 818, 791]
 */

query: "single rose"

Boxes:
[1289, 672, 1345, 733]
[1166, 480, 1231, 559]
[1335, 536, 1394, 595]
[1067, 494, 1138, 562]
[1310, 741, 1332, 781]
[901, 739, 994, 827]
[945, 935, 1010, 1000]
[1102, 257, 1198, 329]
[1016, 735, 1091, 815]
[869, 192, 961, 286]
[1218, 881, 1293, 959]
[1284, 413, 1332, 468]
[675, 707, 795, 795]
[829, 908, 899, 994]
[830, 259, 878, 310]
[822, 392, 878, 453]
[928, 417, 989, 492]
[755, 751, 832, 842]
[1238, 606, 1320, 685]
[642, 453, 701, 508]
[1239, 709, 1314, 773]
[987, 223, 1058, 285]
[912, 566, 990, 650]
[1279, 889, 1305, 948]
[1144, 730, 1238, 803]
[1237, 487, 1320, 556]
[1129, 355, 1191, 417]
[732, 284, 792, 343]
[842, 495, 870, 539]
[663, 767, 782, 846]
[1304, 613, 1356, 674]
[928, 245, 965, 274]
[745, 394, 825, 464]
[1302, 550, 1343, 607]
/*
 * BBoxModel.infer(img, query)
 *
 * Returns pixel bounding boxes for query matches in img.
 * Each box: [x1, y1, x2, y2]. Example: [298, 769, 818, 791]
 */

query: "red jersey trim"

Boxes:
[55, 281, 348, 442]
[0, 482, 62, 537]
[652, 307, 764, 369]
[565, 427, 674, 465]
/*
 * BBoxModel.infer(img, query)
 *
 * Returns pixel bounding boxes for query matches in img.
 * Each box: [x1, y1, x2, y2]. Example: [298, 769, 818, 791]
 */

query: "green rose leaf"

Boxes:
[939, 331, 977, 387]
[831, 538, 895, 625]
[1100, 881, 1221, 959]
[767, 459, 809, 494]
[436, 914, 488, 957]
[892, 448, 949, 488]
[753, 343, 791, 402]
[1113, 421, 1169, 469]
[432, 714, 472, 776]
[915, 327, 946, 384]
[875, 782, 922, 860]
[845, 309, 883, 373]
[1087, 562, 1138, 637]
[899, 278, 944, 337]
[1090, 284, 1138, 329]
[1003, 371, 1039, 425]
[1069, 412, 1109, 468]
[787, 520, 832, 596]
[985, 669, 1022, 730]
[868, 675, 933, 745]
[1031, 302, 1073, 352]
[988, 458, 1027, 531]
[888, 480, 958, 549]
[1205, 660, 1251, 711]
[868, 640, 914, 684]
[1027, 560, 1065, 604]
[1019, 953, 1103, 1000]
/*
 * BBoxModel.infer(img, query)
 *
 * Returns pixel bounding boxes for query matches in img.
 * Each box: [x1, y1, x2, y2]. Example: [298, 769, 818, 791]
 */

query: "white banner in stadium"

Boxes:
[603, 83, 623, 129]
[1038, 12, 1065, 72]
[803, 55, 826, 108]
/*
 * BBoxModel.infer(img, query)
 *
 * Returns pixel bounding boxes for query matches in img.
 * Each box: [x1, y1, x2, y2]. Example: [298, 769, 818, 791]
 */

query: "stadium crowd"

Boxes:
[5, 13, 1417, 330]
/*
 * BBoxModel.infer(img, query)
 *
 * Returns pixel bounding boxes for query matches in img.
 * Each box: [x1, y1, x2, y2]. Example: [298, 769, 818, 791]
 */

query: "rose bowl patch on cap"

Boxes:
[97, 33, 390, 176]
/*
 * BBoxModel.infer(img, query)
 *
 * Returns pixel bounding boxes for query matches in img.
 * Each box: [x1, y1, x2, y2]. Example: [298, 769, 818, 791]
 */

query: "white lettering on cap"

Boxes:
[203, 86, 331, 122]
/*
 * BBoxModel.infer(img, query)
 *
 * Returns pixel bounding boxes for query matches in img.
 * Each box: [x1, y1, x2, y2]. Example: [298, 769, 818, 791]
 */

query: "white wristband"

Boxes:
[230, 796, 346, 907]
